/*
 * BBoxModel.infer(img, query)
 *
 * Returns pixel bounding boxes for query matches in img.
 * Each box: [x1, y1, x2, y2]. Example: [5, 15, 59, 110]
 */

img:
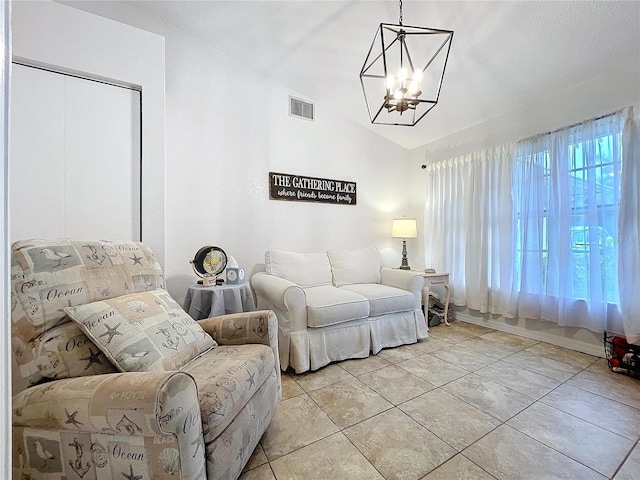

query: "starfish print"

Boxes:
[65, 408, 83, 428]
[130, 254, 143, 266]
[80, 347, 103, 370]
[99, 323, 123, 344]
[228, 320, 243, 338]
[191, 436, 203, 458]
[121, 464, 142, 480]
[246, 370, 256, 389]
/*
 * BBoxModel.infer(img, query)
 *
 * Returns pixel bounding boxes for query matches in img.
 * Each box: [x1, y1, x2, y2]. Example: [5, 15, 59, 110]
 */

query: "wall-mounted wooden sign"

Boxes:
[269, 172, 357, 205]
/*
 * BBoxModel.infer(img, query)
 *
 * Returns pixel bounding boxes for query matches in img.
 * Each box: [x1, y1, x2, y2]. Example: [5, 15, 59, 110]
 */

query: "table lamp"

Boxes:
[392, 217, 417, 270]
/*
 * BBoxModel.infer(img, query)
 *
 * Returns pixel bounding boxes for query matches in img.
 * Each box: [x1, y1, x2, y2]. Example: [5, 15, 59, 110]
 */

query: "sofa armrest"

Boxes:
[380, 268, 424, 309]
[251, 272, 304, 310]
[13, 371, 205, 479]
[251, 272, 308, 332]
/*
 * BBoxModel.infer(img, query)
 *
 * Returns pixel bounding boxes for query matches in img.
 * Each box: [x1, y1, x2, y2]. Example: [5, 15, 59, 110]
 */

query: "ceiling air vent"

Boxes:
[289, 96, 315, 121]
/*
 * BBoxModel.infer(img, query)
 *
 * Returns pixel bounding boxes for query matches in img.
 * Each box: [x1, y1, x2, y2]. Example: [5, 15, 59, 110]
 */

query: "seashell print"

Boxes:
[90, 442, 108, 468]
[97, 280, 112, 297]
[172, 322, 189, 336]
[126, 300, 148, 315]
[158, 448, 180, 475]
[102, 245, 118, 258]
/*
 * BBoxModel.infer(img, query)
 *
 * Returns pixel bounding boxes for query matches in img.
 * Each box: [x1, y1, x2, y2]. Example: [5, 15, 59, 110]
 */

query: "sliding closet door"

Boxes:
[10, 63, 141, 242]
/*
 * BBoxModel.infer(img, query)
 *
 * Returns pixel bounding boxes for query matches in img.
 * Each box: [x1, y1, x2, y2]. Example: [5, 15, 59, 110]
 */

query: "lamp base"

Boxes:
[399, 239, 411, 270]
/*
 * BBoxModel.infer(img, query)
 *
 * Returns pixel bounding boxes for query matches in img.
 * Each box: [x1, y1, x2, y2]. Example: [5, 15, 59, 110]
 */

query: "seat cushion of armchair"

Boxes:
[340, 283, 416, 316]
[304, 285, 370, 328]
[180, 343, 276, 443]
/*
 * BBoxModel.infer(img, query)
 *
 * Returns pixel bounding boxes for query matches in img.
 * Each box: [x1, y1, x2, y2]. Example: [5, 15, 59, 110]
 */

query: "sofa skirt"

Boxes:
[369, 309, 428, 354]
[282, 318, 371, 373]
[307, 318, 370, 371]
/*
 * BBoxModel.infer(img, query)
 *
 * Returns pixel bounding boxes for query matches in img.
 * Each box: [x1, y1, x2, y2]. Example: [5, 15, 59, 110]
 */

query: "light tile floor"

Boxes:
[240, 321, 640, 480]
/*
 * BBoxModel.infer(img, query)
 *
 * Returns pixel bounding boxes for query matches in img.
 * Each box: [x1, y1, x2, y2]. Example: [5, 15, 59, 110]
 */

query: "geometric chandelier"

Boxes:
[359, 0, 454, 126]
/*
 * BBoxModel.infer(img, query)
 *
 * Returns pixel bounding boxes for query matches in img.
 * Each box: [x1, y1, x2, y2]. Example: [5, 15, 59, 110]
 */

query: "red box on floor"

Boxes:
[604, 331, 640, 379]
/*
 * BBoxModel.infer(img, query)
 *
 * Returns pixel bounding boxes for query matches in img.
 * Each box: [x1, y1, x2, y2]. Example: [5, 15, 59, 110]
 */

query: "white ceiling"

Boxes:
[124, 0, 640, 150]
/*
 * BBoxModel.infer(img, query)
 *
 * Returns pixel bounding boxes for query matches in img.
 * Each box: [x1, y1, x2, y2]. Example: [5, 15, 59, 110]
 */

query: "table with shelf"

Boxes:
[183, 282, 256, 320]
[412, 271, 451, 326]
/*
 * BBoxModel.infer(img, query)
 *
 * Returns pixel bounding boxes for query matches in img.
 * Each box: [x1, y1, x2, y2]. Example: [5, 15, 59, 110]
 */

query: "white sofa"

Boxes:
[251, 247, 427, 373]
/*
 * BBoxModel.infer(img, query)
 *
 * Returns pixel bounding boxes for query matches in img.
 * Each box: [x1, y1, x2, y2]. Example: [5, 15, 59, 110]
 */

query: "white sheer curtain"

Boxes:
[619, 107, 640, 344]
[424, 145, 515, 314]
[424, 109, 638, 339]
[510, 112, 625, 332]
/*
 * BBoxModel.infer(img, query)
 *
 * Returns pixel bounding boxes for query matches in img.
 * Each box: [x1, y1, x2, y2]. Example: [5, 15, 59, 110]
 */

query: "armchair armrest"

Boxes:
[380, 268, 424, 309]
[13, 371, 205, 479]
[197, 310, 278, 347]
[14, 371, 197, 435]
[197, 310, 281, 394]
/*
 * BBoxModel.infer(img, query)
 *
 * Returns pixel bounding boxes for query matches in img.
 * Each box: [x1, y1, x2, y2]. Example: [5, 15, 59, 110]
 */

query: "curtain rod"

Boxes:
[523, 109, 623, 141]
[421, 107, 630, 171]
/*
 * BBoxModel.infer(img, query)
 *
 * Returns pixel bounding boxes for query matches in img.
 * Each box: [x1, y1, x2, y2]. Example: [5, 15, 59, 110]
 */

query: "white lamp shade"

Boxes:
[392, 218, 417, 238]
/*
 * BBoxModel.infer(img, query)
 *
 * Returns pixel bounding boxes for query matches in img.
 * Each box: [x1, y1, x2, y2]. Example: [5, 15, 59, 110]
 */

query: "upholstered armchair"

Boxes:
[11, 239, 281, 480]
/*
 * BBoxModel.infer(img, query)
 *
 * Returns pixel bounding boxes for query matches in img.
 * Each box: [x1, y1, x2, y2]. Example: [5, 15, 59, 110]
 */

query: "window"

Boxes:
[514, 116, 623, 313]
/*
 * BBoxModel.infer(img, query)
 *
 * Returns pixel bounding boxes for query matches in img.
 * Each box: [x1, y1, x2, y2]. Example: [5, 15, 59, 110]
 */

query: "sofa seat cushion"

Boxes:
[304, 285, 370, 328]
[340, 284, 416, 316]
[181, 344, 275, 443]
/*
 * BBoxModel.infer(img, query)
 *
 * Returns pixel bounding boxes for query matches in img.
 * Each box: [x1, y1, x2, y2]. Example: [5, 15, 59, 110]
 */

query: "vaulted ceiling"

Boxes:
[120, 1, 640, 149]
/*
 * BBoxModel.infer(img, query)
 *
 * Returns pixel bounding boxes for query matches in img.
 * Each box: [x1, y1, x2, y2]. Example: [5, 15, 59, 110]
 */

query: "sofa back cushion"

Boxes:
[265, 249, 333, 287]
[328, 247, 384, 287]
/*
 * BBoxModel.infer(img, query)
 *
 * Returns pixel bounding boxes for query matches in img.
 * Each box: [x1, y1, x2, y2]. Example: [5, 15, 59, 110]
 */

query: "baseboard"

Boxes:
[454, 311, 605, 358]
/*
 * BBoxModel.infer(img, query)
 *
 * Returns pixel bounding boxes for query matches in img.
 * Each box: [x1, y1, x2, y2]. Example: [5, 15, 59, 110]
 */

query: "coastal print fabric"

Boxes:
[12, 371, 206, 480]
[204, 372, 280, 480]
[34, 321, 118, 379]
[65, 289, 216, 372]
[182, 343, 276, 443]
[11, 238, 165, 390]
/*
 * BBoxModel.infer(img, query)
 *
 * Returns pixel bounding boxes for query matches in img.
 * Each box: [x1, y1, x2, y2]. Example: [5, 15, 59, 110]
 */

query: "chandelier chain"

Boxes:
[399, 0, 403, 25]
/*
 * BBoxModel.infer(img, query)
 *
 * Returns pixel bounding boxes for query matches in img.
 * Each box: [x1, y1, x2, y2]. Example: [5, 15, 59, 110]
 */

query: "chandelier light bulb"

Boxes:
[394, 89, 404, 100]
[398, 68, 408, 82]
[408, 81, 420, 95]
[386, 75, 396, 90]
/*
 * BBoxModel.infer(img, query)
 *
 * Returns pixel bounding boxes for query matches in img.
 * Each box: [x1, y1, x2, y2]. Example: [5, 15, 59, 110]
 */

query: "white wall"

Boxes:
[158, 20, 414, 301]
[25, 1, 414, 304]
[407, 62, 640, 355]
